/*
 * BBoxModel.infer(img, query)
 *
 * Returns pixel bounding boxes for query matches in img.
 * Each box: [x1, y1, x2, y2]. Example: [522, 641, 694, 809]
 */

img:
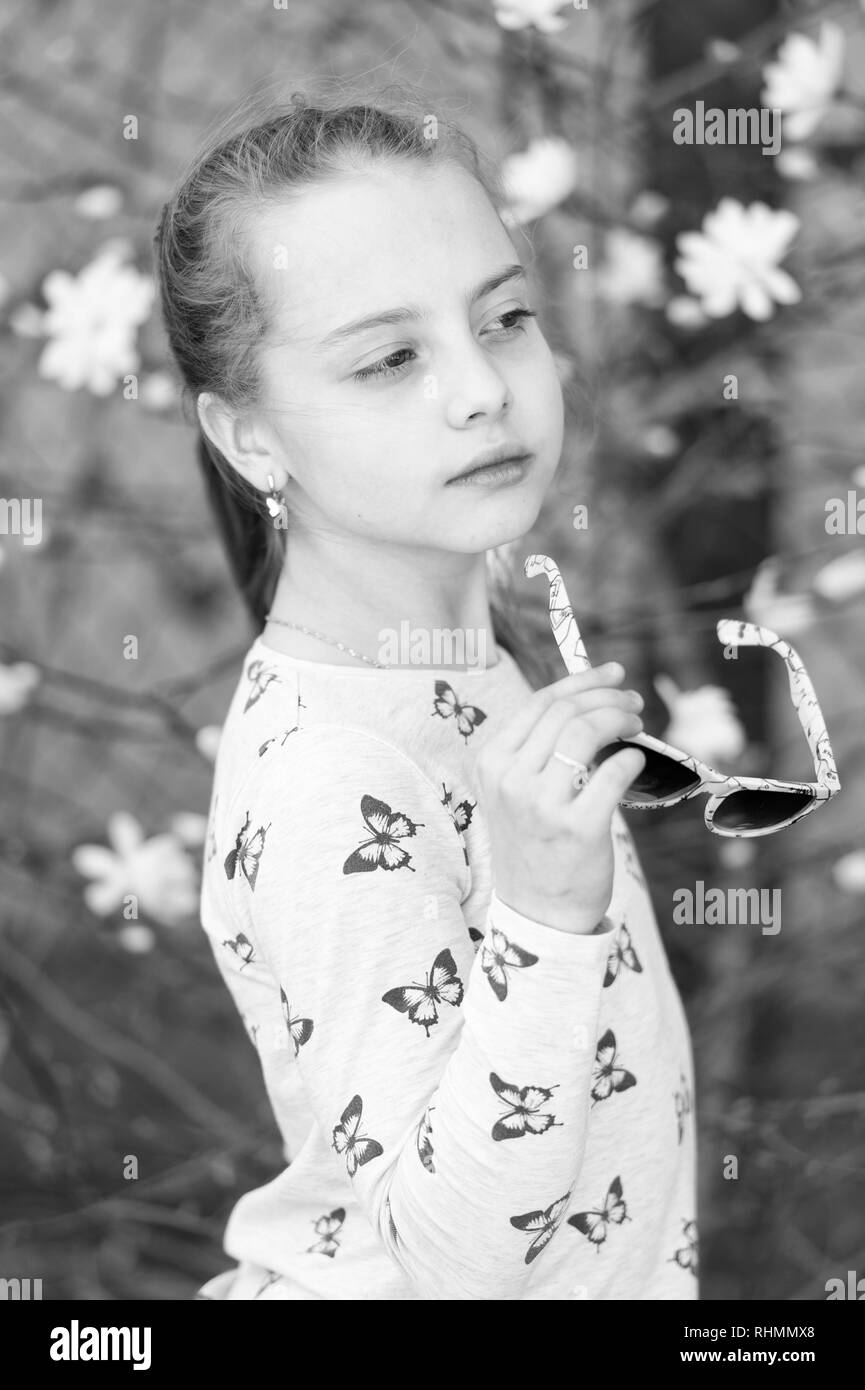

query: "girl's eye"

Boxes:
[351, 308, 538, 383]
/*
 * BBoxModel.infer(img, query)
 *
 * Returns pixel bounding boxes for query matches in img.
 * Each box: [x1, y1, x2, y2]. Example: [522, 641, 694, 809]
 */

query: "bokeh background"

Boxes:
[1, 0, 864, 1300]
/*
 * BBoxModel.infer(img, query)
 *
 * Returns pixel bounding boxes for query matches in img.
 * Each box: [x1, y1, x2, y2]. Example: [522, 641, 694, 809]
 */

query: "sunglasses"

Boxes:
[525, 553, 841, 837]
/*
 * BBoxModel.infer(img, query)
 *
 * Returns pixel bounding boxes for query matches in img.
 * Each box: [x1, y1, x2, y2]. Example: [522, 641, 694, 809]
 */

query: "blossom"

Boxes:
[665, 295, 708, 329]
[492, 0, 570, 33]
[595, 228, 667, 308]
[499, 137, 579, 226]
[832, 851, 865, 895]
[74, 185, 124, 220]
[674, 198, 801, 321]
[654, 674, 747, 765]
[196, 724, 223, 762]
[139, 371, 178, 411]
[775, 148, 819, 181]
[761, 22, 845, 142]
[743, 557, 816, 635]
[812, 551, 865, 603]
[37, 241, 155, 396]
[71, 810, 198, 926]
[0, 661, 41, 714]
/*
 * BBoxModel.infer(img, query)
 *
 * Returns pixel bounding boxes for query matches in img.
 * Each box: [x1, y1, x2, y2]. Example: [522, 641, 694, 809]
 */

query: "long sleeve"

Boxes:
[222, 723, 617, 1301]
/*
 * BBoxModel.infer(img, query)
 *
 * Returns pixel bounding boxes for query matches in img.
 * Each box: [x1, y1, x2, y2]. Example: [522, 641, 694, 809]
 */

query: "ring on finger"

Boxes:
[552, 750, 591, 793]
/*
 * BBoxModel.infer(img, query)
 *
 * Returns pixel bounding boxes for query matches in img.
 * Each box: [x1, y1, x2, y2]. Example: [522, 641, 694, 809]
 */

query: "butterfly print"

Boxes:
[489, 1072, 562, 1142]
[567, 1175, 631, 1252]
[221, 932, 256, 970]
[417, 1106, 435, 1173]
[603, 919, 643, 988]
[243, 658, 282, 713]
[674, 1071, 691, 1143]
[669, 1218, 698, 1277]
[223, 810, 270, 891]
[480, 928, 539, 1002]
[241, 1014, 260, 1050]
[468, 924, 485, 950]
[382, 948, 464, 1036]
[440, 782, 475, 864]
[510, 1189, 572, 1266]
[306, 1207, 346, 1258]
[258, 691, 307, 757]
[342, 794, 424, 875]
[591, 1029, 637, 1105]
[280, 987, 314, 1058]
[431, 681, 487, 742]
[332, 1094, 384, 1178]
[258, 726, 299, 758]
[252, 1270, 283, 1298]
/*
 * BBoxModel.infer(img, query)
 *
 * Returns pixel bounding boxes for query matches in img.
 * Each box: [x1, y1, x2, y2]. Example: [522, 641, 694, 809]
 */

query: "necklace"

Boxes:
[264, 614, 385, 668]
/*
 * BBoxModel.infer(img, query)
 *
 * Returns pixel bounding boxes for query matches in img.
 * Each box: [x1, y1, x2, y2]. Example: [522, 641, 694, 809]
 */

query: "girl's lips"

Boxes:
[446, 454, 533, 487]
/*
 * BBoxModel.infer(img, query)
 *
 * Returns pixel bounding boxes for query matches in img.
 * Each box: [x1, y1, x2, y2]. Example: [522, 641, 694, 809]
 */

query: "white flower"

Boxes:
[0, 661, 41, 714]
[665, 295, 708, 329]
[705, 38, 742, 65]
[644, 425, 680, 458]
[169, 812, 208, 848]
[196, 724, 223, 762]
[655, 674, 747, 765]
[74, 185, 124, 220]
[595, 228, 667, 307]
[674, 198, 801, 321]
[499, 137, 579, 226]
[71, 810, 198, 926]
[628, 190, 670, 229]
[38, 242, 155, 396]
[832, 851, 865, 895]
[117, 923, 156, 954]
[775, 147, 819, 181]
[139, 371, 178, 411]
[812, 551, 865, 603]
[761, 22, 845, 142]
[492, 0, 570, 32]
[743, 557, 815, 635]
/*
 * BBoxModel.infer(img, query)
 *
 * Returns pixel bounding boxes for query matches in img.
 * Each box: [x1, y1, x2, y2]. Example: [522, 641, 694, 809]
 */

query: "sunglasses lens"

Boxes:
[712, 789, 815, 831]
[594, 741, 703, 804]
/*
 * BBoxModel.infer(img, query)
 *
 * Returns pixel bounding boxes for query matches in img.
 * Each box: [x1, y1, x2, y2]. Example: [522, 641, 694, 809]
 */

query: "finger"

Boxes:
[541, 710, 646, 801]
[515, 692, 644, 775]
[498, 663, 626, 754]
[567, 746, 647, 824]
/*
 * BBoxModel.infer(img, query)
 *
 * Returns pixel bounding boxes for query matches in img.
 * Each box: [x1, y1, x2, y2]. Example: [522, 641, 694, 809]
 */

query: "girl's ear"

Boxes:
[197, 392, 283, 492]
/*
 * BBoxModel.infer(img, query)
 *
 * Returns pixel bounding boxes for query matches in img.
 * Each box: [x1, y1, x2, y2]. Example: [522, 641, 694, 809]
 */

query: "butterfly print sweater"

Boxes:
[197, 635, 698, 1301]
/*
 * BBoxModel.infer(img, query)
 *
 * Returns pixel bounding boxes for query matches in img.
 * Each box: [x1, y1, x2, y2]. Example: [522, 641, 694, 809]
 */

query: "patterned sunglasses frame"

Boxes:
[525, 554, 841, 838]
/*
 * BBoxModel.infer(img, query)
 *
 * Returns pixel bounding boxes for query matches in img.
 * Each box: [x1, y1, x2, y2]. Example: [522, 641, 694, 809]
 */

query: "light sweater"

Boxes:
[196, 633, 698, 1301]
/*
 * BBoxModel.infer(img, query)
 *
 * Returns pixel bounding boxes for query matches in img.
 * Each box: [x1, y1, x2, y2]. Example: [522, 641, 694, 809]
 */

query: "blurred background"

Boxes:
[1, 0, 864, 1300]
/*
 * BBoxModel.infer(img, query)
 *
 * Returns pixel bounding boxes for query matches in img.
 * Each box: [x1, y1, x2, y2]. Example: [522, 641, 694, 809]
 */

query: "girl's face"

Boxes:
[249, 160, 564, 556]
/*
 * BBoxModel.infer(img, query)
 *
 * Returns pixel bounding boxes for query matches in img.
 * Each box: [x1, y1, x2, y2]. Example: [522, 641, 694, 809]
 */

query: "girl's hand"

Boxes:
[475, 663, 646, 935]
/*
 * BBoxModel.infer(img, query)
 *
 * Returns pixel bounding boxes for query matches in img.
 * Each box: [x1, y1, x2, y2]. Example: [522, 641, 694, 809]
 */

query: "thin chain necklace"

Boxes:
[264, 613, 385, 668]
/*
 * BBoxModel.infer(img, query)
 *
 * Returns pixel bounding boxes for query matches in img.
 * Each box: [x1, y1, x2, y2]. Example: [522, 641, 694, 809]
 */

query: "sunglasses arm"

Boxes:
[525, 553, 592, 674]
[716, 620, 840, 793]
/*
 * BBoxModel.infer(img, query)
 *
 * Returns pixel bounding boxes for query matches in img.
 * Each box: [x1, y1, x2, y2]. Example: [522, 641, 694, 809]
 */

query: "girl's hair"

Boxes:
[152, 76, 548, 684]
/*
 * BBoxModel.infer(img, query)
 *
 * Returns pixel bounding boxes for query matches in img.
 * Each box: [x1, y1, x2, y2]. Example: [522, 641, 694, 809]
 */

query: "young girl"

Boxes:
[153, 84, 697, 1301]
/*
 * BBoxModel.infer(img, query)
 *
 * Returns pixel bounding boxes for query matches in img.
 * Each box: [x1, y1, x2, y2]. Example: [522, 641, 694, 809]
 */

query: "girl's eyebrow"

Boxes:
[317, 263, 527, 350]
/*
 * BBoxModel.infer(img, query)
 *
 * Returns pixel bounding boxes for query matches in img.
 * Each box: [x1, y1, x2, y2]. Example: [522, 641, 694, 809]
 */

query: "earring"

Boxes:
[265, 473, 289, 530]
